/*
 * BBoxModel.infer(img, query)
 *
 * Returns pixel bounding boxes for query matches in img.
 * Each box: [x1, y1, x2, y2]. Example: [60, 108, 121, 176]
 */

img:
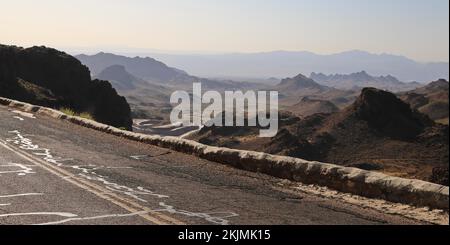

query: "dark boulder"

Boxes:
[351, 87, 433, 139]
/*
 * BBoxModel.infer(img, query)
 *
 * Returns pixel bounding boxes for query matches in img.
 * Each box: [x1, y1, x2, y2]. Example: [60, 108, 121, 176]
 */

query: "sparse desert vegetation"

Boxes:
[60, 107, 94, 121]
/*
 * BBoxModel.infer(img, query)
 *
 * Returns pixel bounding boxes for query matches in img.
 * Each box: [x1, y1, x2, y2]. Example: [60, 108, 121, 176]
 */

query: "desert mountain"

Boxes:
[0, 45, 132, 130]
[76, 52, 186, 83]
[286, 97, 339, 118]
[399, 79, 449, 125]
[95, 64, 147, 90]
[275, 73, 358, 109]
[189, 88, 449, 184]
[148, 50, 449, 82]
[310, 71, 420, 92]
[276, 74, 326, 94]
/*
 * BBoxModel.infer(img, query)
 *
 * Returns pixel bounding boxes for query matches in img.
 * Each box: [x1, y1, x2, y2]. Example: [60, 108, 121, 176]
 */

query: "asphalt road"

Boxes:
[0, 105, 424, 225]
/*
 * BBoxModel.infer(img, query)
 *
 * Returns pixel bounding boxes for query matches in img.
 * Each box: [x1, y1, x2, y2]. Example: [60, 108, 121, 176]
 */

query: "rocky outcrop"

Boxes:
[0, 45, 132, 130]
[351, 87, 433, 139]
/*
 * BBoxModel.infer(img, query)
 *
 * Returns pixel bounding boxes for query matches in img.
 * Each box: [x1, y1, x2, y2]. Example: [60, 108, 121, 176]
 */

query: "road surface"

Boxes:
[0, 105, 427, 225]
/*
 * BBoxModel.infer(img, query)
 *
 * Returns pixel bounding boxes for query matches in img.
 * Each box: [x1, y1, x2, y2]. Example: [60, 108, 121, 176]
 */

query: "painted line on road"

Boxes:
[0, 212, 77, 218]
[34, 211, 150, 225]
[0, 193, 43, 198]
[0, 162, 36, 176]
[0, 139, 185, 225]
[11, 110, 35, 119]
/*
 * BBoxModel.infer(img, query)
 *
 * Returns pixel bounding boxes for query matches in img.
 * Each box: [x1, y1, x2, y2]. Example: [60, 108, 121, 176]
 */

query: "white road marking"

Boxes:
[154, 202, 239, 225]
[13, 116, 24, 121]
[0, 192, 43, 209]
[35, 205, 240, 225]
[2, 130, 239, 225]
[0, 138, 182, 225]
[130, 155, 148, 160]
[0, 212, 77, 218]
[106, 166, 133, 169]
[11, 110, 36, 119]
[34, 211, 149, 225]
[0, 162, 36, 176]
[0, 193, 43, 198]
[7, 130, 168, 202]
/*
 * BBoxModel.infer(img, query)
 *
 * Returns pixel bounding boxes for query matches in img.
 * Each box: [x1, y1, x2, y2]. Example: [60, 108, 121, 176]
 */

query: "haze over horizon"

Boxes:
[1, 0, 449, 63]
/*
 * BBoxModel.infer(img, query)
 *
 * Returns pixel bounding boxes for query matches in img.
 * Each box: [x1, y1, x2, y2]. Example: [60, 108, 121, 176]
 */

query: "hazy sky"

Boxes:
[1, 0, 448, 62]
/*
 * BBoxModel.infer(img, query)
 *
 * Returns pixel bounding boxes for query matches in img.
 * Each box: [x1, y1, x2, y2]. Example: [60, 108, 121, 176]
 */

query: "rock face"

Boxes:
[351, 87, 433, 139]
[0, 45, 132, 130]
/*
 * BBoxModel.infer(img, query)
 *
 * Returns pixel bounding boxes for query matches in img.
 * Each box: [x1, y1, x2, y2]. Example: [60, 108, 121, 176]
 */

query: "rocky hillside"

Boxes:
[95, 64, 146, 90]
[189, 88, 449, 184]
[0, 45, 132, 130]
[286, 97, 339, 118]
[399, 79, 449, 125]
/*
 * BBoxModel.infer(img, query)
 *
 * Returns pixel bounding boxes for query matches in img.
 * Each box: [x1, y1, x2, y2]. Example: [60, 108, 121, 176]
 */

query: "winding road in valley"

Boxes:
[0, 105, 442, 225]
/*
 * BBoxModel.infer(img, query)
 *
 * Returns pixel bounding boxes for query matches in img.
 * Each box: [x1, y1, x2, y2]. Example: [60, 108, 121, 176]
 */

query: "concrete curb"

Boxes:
[1, 96, 448, 210]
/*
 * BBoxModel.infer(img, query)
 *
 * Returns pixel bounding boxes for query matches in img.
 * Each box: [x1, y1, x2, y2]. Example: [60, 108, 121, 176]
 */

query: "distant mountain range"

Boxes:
[76, 52, 259, 91]
[146, 50, 449, 82]
[310, 71, 421, 92]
